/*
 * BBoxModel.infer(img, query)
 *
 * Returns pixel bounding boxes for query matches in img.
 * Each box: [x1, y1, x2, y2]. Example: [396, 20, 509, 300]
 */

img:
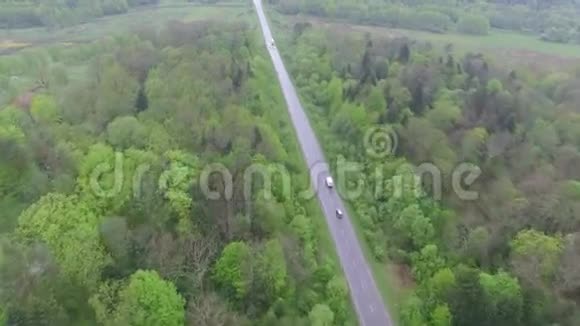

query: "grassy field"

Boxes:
[360, 25, 580, 58]
[0, 3, 249, 54]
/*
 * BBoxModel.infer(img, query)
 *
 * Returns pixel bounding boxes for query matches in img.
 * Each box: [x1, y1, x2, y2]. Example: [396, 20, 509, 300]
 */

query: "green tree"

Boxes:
[30, 94, 60, 124]
[426, 93, 461, 131]
[17, 193, 110, 289]
[461, 127, 489, 163]
[486, 79, 503, 94]
[430, 304, 452, 326]
[411, 245, 445, 282]
[366, 85, 387, 116]
[427, 268, 456, 304]
[325, 76, 343, 115]
[326, 275, 349, 323]
[308, 304, 334, 326]
[448, 265, 486, 326]
[106, 116, 147, 150]
[480, 271, 524, 325]
[530, 119, 560, 156]
[510, 230, 564, 286]
[93, 60, 139, 129]
[395, 204, 435, 249]
[256, 239, 288, 301]
[158, 150, 198, 234]
[92, 270, 185, 326]
[400, 295, 427, 326]
[213, 242, 253, 301]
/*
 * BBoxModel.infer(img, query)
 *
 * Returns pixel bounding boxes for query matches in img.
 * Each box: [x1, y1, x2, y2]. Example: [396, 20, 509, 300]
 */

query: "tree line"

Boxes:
[269, 0, 580, 43]
[282, 22, 580, 325]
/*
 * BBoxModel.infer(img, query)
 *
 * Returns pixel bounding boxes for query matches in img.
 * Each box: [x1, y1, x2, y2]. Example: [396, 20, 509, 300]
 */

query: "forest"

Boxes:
[2, 0, 580, 325]
[0, 18, 354, 326]
[270, 0, 580, 43]
[279, 20, 580, 325]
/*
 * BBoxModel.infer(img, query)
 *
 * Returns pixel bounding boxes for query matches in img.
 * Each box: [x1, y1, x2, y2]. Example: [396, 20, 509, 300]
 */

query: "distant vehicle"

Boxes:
[270, 38, 275, 47]
[325, 176, 334, 188]
[336, 209, 344, 219]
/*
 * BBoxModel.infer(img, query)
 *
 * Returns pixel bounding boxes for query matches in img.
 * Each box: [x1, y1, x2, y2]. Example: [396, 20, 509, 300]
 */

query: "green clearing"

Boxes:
[0, 3, 248, 52]
[357, 25, 580, 58]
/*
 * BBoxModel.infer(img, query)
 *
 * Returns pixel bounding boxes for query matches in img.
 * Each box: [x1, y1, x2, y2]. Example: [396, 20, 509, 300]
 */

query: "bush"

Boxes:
[414, 10, 452, 33]
[101, 0, 129, 16]
[489, 9, 525, 31]
[541, 27, 573, 43]
[457, 14, 490, 35]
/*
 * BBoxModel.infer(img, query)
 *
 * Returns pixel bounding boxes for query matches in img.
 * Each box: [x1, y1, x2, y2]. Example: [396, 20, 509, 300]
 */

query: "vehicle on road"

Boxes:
[270, 38, 275, 47]
[336, 209, 344, 219]
[325, 176, 334, 188]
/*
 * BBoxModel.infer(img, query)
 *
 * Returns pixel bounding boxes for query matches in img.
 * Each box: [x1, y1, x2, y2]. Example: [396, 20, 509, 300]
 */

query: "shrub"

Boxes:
[457, 14, 490, 35]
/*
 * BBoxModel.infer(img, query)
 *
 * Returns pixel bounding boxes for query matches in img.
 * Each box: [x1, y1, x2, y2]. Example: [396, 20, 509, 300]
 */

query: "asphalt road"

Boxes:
[252, 1, 394, 325]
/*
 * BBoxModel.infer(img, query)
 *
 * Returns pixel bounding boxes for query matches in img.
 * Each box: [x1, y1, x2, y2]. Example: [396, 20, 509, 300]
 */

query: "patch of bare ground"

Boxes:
[389, 263, 415, 292]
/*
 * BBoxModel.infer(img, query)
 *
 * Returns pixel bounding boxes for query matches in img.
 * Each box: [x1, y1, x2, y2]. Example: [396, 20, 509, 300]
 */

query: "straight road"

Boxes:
[251, 1, 394, 325]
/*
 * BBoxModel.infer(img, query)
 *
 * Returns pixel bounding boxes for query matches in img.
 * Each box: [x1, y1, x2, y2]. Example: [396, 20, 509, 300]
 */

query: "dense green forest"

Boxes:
[270, 0, 580, 43]
[280, 23, 580, 325]
[0, 19, 355, 325]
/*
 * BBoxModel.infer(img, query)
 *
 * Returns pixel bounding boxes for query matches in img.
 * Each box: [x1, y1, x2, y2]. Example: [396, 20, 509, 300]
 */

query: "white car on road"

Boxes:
[325, 176, 334, 188]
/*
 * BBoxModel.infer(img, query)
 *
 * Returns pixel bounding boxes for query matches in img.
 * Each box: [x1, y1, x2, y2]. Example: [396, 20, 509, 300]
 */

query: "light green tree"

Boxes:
[462, 127, 489, 163]
[17, 193, 110, 289]
[30, 94, 60, 124]
[431, 304, 452, 326]
[213, 242, 253, 301]
[158, 150, 198, 234]
[257, 239, 288, 300]
[480, 271, 524, 325]
[510, 230, 564, 286]
[308, 304, 335, 326]
[426, 93, 461, 131]
[400, 295, 427, 326]
[412, 245, 446, 282]
[366, 85, 386, 115]
[92, 270, 185, 326]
